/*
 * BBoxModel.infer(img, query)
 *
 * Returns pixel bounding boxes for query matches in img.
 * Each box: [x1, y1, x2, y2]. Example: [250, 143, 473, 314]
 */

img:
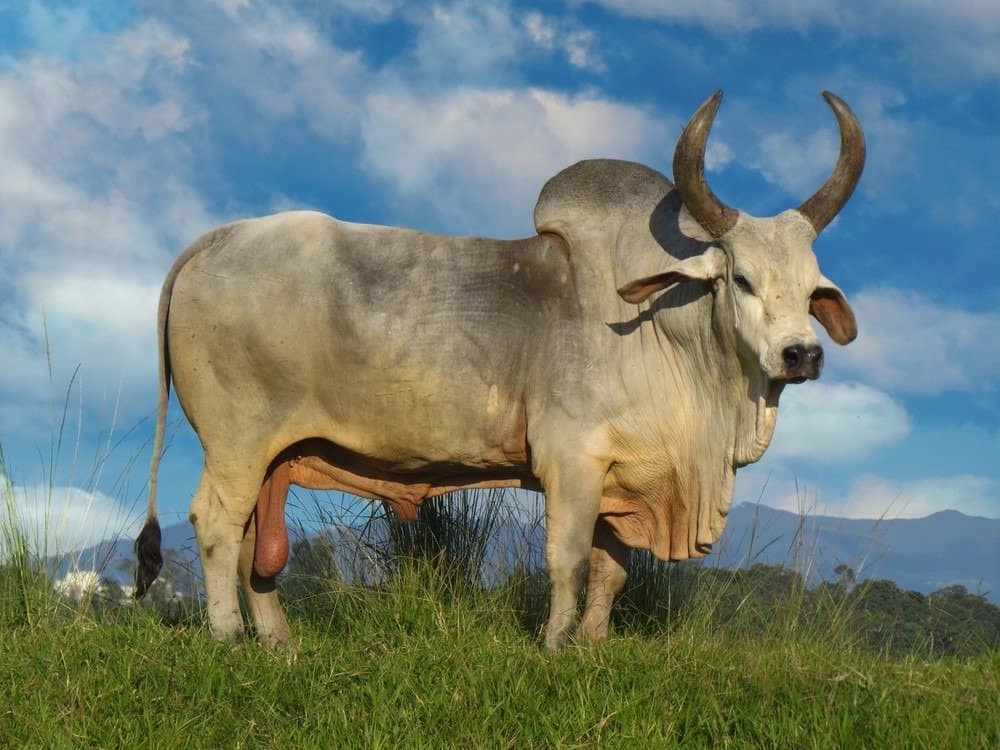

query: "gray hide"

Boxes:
[136, 91, 863, 650]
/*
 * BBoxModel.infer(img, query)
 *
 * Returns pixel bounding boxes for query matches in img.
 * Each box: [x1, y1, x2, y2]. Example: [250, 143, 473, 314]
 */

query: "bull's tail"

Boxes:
[134, 227, 235, 598]
[135, 276, 173, 598]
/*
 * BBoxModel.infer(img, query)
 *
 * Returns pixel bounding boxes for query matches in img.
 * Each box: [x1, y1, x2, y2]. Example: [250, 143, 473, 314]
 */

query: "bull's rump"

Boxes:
[165, 211, 551, 472]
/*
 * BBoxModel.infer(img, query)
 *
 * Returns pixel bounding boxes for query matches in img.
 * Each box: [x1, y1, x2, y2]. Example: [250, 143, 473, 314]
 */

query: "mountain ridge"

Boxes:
[50, 503, 1000, 603]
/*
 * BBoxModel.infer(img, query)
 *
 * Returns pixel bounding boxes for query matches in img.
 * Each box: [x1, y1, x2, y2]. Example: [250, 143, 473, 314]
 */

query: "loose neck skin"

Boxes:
[707, 277, 784, 468]
[617, 278, 782, 474]
[602, 297, 751, 557]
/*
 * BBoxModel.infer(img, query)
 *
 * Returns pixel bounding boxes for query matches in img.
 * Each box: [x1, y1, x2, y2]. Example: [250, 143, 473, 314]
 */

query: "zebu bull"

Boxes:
[136, 91, 863, 650]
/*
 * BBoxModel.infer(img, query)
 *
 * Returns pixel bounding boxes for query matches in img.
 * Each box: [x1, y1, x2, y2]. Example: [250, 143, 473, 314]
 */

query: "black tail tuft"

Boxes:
[134, 519, 163, 598]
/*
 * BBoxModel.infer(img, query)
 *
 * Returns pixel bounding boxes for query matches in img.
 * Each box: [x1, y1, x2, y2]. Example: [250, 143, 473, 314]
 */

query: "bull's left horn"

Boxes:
[796, 92, 866, 233]
[673, 90, 739, 238]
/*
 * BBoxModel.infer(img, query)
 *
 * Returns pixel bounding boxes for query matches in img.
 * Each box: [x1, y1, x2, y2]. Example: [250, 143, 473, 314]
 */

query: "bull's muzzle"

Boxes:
[782, 344, 824, 381]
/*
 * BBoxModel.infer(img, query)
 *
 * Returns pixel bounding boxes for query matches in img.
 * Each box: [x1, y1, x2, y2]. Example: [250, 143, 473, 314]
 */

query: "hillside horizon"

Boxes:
[53, 501, 1000, 604]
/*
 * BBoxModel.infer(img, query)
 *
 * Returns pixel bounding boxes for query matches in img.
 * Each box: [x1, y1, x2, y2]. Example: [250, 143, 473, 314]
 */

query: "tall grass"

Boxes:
[0, 359, 153, 630]
[2, 460, 998, 746]
[0, 443, 52, 629]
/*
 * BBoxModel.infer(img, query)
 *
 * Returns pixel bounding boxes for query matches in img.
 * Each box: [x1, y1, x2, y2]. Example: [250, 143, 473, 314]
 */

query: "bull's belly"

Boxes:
[278, 437, 536, 520]
[307, 371, 530, 466]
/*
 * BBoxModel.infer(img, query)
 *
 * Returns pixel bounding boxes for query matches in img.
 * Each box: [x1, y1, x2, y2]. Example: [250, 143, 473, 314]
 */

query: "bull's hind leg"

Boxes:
[189, 467, 261, 643]
[237, 456, 292, 648]
[579, 518, 629, 644]
[238, 512, 291, 649]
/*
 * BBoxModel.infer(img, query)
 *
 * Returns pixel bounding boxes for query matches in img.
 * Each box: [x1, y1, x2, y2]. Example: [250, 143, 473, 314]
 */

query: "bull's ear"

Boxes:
[810, 275, 857, 344]
[618, 248, 725, 304]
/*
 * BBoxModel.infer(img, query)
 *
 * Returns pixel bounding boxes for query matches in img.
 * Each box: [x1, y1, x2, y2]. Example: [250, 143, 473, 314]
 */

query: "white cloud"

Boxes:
[0, 20, 216, 432]
[213, 0, 253, 17]
[580, 0, 1000, 80]
[1, 483, 140, 558]
[583, 0, 840, 32]
[830, 288, 1000, 394]
[768, 381, 910, 463]
[523, 12, 604, 72]
[408, 2, 605, 78]
[413, 2, 521, 77]
[708, 76, 918, 210]
[756, 129, 839, 197]
[53, 569, 104, 601]
[172, 1, 366, 140]
[524, 11, 556, 46]
[0, 2, 382, 442]
[833, 475, 999, 520]
[736, 469, 999, 520]
[3, 274, 161, 403]
[705, 137, 733, 172]
[20, 0, 104, 57]
[361, 86, 670, 234]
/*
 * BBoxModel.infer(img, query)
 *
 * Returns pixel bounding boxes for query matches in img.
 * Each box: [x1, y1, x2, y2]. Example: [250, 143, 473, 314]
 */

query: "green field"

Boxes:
[3, 445, 998, 748]
[3, 554, 998, 749]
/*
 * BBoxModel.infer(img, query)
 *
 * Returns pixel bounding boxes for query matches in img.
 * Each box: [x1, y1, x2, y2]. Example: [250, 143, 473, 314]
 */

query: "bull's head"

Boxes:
[618, 91, 862, 384]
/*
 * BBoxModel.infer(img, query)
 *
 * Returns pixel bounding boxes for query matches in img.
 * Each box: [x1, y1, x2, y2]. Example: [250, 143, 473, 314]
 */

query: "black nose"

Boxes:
[782, 344, 824, 379]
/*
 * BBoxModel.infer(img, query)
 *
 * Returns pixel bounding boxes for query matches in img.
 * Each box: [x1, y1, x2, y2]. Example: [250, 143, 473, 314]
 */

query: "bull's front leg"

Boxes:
[540, 453, 606, 651]
[579, 518, 629, 644]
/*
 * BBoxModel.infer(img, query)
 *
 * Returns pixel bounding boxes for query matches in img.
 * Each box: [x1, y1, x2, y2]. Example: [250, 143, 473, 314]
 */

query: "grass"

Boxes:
[1, 566, 997, 748]
[2, 425, 998, 747]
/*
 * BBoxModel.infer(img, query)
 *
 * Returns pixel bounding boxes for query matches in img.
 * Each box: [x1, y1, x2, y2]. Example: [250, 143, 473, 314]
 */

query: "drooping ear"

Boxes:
[810, 275, 857, 344]
[618, 247, 726, 304]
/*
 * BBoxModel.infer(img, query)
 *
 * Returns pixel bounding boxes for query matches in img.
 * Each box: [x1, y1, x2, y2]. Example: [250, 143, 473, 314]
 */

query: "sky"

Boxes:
[0, 0, 997, 555]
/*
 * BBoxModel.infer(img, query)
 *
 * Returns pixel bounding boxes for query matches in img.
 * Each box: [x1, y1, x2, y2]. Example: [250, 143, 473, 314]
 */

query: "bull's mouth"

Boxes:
[768, 374, 807, 388]
[765, 378, 787, 404]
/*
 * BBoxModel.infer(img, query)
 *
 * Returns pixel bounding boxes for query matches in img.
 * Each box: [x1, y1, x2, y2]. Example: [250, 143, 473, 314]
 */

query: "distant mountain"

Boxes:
[50, 520, 201, 595]
[50, 504, 1000, 603]
[710, 504, 999, 601]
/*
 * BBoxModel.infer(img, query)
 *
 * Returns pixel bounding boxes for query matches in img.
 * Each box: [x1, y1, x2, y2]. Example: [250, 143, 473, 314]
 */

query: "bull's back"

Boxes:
[166, 212, 565, 469]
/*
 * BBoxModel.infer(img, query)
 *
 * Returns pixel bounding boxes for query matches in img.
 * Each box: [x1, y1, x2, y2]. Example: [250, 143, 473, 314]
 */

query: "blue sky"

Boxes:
[0, 0, 997, 553]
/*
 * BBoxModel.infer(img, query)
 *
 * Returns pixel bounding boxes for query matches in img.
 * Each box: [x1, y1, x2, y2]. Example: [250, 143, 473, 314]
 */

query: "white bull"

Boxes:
[136, 91, 863, 650]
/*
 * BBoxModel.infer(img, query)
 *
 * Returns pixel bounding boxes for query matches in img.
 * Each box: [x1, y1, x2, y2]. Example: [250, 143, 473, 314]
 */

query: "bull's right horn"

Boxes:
[672, 90, 739, 238]
[796, 91, 866, 233]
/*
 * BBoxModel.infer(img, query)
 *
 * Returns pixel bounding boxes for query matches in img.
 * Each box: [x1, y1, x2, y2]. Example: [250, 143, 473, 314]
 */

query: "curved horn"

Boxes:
[797, 91, 866, 233]
[672, 90, 739, 238]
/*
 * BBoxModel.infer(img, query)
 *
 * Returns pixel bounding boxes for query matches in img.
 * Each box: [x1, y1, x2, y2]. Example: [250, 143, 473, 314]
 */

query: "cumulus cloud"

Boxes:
[407, 2, 605, 79]
[768, 381, 911, 463]
[834, 475, 999, 520]
[736, 469, 999, 520]
[0, 1, 375, 436]
[412, 2, 522, 78]
[755, 128, 839, 197]
[830, 288, 1000, 394]
[705, 137, 734, 172]
[0, 19, 217, 431]
[576, 0, 839, 32]
[148, 1, 366, 142]
[1, 483, 140, 558]
[522, 11, 604, 72]
[701, 76, 917, 213]
[361, 86, 671, 234]
[579, 0, 1000, 80]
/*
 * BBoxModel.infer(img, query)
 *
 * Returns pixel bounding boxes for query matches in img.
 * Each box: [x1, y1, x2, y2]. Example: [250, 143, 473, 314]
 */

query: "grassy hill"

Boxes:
[4, 472, 999, 747]
[2, 561, 998, 748]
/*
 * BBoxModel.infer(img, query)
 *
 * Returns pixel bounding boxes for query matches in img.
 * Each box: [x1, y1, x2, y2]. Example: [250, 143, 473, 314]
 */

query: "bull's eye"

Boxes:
[734, 274, 754, 295]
